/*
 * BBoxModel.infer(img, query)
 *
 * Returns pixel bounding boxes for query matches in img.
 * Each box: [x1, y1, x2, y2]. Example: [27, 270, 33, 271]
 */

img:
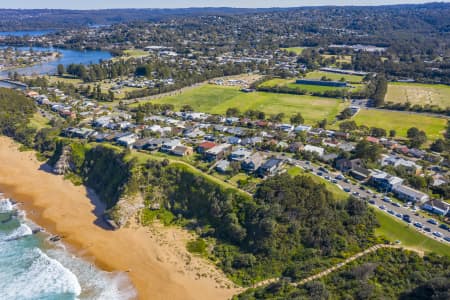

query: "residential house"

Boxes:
[197, 141, 216, 154]
[392, 184, 429, 203]
[205, 144, 232, 162]
[289, 142, 303, 153]
[171, 145, 193, 156]
[370, 170, 403, 192]
[216, 160, 231, 173]
[366, 136, 380, 144]
[304, 145, 325, 157]
[161, 139, 182, 153]
[422, 200, 450, 216]
[117, 134, 138, 147]
[278, 124, 294, 132]
[257, 157, 284, 178]
[230, 148, 252, 161]
[242, 152, 265, 173]
[294, 125, 312, 133]
[381, 155, 422, 174]
[133, 138, 154, 150]
[227, 136, 242, 145]
[146, 138, 171, 151]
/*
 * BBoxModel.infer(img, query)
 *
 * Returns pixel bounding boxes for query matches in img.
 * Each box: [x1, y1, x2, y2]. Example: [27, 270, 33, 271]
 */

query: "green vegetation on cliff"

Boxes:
[135, 160, 378, 285]
[0, 88, 37, 147]
[237, 248, 450, 299]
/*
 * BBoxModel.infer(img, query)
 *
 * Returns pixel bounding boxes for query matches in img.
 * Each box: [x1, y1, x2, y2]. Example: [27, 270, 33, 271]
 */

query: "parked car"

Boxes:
[427, 219, 438, 225]
[439, 224, 449, 231]
[424, 227, 431, 232]
[433, 231, 443, 238]
[392, 202, 401, 207]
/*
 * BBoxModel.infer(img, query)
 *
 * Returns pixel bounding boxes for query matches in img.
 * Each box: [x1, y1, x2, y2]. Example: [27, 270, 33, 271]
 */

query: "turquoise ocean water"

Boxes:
[0, 195, 136, 300]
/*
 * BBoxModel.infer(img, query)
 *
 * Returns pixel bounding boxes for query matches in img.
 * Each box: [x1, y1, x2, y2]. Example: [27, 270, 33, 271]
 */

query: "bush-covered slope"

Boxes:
[237, 248, 450, 299]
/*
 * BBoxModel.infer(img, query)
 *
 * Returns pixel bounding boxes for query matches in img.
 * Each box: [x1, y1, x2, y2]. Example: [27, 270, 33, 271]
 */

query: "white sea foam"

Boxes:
[0, 193, 136, 300]
[47, 247, 137, 300]
[0, 198, 14, 212]
[4, 223, 32, 240]
[0, 248, 82, 300]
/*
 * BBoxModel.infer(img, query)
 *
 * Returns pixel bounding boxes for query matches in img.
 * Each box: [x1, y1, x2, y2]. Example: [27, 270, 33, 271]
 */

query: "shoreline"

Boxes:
[0, 136, 240, 300]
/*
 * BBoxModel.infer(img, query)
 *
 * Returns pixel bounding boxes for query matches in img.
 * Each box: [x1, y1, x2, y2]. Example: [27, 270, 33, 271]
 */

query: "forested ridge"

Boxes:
[0, 88, 37, 147]
[134, 160, 378, 284]
[237, 248, 450, 299]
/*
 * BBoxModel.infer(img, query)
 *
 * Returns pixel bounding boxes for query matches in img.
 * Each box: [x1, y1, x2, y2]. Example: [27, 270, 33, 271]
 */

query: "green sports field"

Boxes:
[259, 78, 351, 94]
[281, 47, 305, 55]
[351, 109, 447, 140]
[385, 82, 450, 108]
[146, 85, 348, 124]
[304, 71, 364, 83]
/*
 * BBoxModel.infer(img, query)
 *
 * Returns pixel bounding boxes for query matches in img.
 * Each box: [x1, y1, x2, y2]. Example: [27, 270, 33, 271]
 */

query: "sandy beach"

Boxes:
[0, 136, 240, 300]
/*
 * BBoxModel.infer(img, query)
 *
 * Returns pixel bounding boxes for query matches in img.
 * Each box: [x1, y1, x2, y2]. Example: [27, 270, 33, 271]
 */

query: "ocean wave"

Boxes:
[4, 223, 32, 241]
[47, 248, 137, 300]
[0, 198, 15, 212]
[0, 248, 82, 300]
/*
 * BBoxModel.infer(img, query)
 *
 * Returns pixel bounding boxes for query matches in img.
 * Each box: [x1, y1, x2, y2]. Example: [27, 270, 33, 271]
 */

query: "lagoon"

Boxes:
[0, 46, 112, 78]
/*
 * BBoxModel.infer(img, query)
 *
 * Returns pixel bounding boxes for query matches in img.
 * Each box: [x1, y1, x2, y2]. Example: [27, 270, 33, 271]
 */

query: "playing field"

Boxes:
[351, 109, 447, 140]
[147, 85, 348, 124]
[385, 82, 450, 108]
[282, 47, 305, 54]
[321, 54, 352, 64]
[304, 71, 364, 83]
[260, 78, 351, 94]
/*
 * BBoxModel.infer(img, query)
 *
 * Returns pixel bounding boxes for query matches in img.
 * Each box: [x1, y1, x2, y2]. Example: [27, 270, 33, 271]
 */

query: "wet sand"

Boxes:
[0, 136, 240, 300]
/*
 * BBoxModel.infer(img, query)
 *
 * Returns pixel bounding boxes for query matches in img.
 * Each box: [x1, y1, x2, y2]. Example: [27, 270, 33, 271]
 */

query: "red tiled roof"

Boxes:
[198, 141, 216, 149]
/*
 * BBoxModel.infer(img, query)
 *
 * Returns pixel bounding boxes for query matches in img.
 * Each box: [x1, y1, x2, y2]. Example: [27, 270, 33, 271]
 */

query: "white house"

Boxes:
[304, 145, 325, 157]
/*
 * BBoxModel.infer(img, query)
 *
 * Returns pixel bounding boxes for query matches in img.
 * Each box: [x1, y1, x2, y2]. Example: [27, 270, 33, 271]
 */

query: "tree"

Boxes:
[353, 140, 382, 162]
[370, 127, 387, 138]
[226, 107, 240, 117]
[290, 112, 304, 125]
[317, 118, 328, 129]
[339, 120, 358, 132]
[430, 139, 446, 153]
[181, 104, 194, 112]
[57, 64, 65, 76]
[338, 107, 353, 120]
[407, 127, 427, 148]
[389, 129, 396, 137]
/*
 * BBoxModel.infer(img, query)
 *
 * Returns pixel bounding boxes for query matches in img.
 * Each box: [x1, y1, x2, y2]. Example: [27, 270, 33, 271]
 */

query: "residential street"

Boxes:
[293, 159, 450, 243]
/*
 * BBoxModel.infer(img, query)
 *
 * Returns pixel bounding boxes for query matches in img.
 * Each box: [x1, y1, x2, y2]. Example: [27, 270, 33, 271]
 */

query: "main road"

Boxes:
[291, 158, 450, 243]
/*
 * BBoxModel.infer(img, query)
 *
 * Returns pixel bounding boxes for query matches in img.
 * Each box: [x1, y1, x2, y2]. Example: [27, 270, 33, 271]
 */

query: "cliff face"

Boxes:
[50, 142, 143, 229]
[53, 145, 72, 175]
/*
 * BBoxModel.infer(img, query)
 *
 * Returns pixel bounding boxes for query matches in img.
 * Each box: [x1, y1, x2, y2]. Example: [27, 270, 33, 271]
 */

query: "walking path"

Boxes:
[250, 244, 421, 290]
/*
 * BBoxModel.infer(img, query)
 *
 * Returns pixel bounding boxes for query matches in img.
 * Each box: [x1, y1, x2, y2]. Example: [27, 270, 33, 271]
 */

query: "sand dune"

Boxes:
[0, 136, 240, 300]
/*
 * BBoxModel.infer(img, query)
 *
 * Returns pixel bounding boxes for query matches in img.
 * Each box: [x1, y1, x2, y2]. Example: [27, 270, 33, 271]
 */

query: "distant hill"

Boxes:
[0, 3, 449, 30]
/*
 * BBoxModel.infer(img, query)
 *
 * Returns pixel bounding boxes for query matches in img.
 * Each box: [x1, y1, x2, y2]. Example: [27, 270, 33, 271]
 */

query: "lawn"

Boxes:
[304, 71, 364, 83]
[321, 54, 352, 65]
[123, 49, 149, 57]
[350, 109, 447, 141]
[147, 84, 347, 124]
[45, 75, 83, 85]
[28, 112, 50, 130]
[260, 78, 350, 94]
[375, 210, 450, 256]
[385, 82, 450, 108]
[282, 47, 305, 55]
[287, 166, 348, 201]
